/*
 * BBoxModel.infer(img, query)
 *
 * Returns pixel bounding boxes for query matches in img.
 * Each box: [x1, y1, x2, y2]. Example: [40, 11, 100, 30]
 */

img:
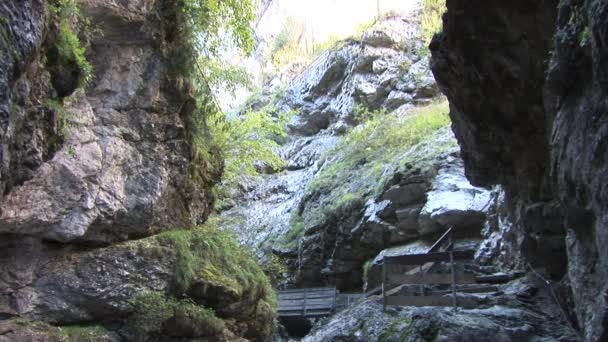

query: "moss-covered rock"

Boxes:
[126, 219, 277, 341]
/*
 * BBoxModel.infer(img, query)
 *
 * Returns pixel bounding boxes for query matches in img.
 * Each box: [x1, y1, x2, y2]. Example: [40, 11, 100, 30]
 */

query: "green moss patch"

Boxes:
[130, 291, 224, 340]
[280, 101, 454, 245]
[58, 325, 114, 342]
[127, 217, 277, 340]
[47, 0, 95, 95]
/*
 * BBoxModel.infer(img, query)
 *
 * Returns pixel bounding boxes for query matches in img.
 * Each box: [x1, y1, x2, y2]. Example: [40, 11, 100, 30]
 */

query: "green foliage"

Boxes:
[128, 220, 277, 340]
[362, 259, 373, 284]
[130, 291, 224, 340]
[287, 101, 453, 243]
[201, 102, 292, 208]
[45, 99, 71, 139]
[180, 0, 255, 57]
[170, 0, 257, 191]
[216, 107, 289, 184]
[50, 0, 95, 88]
[200, 56, 252, 95]
[280, 214, 305, 249]
[58, 325, 113, 342]
[579, 26, 591, 47]
[261, 253, 289, 284]
[353, 104, 387, 123]
[155, 217, 276, 306]
[271, 16, 305, 67]
[270, 17, 345, 67]
[421, 0, 446, 48]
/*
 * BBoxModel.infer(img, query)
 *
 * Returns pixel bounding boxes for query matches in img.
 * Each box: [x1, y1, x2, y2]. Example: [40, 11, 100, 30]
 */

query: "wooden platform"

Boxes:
[278, 287, 338, 318]
[380, 227, 486, 310]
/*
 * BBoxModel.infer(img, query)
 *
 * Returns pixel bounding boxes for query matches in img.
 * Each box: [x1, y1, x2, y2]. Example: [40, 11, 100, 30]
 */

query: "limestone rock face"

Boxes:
[431, 0, 608, 339]
[295, 137, 491, 290]
[282, 17, 440, 136]
[0, 1, 275, 341]
[0, 0, 216, 244]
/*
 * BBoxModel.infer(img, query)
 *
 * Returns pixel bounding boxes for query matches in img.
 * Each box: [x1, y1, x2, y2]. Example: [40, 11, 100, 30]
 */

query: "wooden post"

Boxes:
[332, 288, 337, 312]
[303, 288, 308, 317]
[449, 250, 457, 311]
[382, 261, 387, 311]
[419, 264, 424, 296]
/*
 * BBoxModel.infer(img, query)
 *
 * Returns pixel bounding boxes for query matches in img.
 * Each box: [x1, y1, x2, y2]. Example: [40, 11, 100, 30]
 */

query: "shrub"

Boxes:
[128, 220, 277, 340]
[130, 291, 224, 340]
[280, 214, 305, 249]
[58, 325, 113, 342]
[49, 0, 95, 88]
[45, 99, 71, 139]
[155, 218, 275, 303]
[421, 0, 446, 47]
[362, 259, 374, 284]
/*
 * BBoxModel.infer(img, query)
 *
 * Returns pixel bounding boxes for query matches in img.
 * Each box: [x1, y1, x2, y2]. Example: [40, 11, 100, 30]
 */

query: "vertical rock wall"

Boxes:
[431, 0, 608, 339]
[0, 1, 275, 341]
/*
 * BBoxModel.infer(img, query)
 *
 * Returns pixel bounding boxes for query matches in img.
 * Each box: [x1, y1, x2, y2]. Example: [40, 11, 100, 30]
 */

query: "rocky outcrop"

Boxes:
[430, 0, 608, 339]
[0, 0, 216, 245]
[303, 275, 579, 341]
[0, 1, 274, 341]
[295, 135, 492, 290]
[281, 16, 440, 136]
[222, 15, 486, 294]
[0, 229, 275, 341]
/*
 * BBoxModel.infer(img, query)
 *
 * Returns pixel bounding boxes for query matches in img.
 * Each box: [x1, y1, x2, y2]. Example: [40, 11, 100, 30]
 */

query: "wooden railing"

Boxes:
[278, 287, 338, 318]
[380, 227, 481, 310]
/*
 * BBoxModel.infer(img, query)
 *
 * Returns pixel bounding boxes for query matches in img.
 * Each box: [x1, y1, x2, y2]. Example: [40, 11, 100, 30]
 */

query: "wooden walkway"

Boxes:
[278, 228, 520, 317]
[278, 287, 338, 318]
[277, 287, 364, 318]
[380, 227, 510, 310]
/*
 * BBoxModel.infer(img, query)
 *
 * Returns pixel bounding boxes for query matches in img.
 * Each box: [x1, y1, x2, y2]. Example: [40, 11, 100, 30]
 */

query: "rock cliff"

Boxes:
[0, 1, 274, 341]
[222, 14, 491, 293]
[430, 0, 608, 340]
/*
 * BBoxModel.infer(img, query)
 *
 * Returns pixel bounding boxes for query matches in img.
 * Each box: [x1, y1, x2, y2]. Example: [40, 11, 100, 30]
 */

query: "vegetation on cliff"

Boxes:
[127, 217, 276, 340]
[421, 0, 446, 47]
[47, 0, 95, 92]
[282, 101, 453, 247]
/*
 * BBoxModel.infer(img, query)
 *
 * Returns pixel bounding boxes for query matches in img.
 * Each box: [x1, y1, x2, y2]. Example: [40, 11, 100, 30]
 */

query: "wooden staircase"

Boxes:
[380, 227, 519, 310]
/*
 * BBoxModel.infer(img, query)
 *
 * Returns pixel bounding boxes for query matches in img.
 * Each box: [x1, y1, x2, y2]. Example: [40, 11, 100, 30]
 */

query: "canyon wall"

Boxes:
[0, 1, 274, 341]
[431, 0, 608, 340]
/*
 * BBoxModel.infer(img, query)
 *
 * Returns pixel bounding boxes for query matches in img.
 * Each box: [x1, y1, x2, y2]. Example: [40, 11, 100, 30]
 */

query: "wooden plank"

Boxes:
[278, 292, 335, 300]
[385, 295, 478, 309]
[386, 273, 477, 286]
[382, 261, 387, 311]
[279, 298, 334, 305]
[449, 250, 457, 309]
[278, 303, 334, 311]
[278, 299, 335, 306]
[426, 228, 453, 253]
[365, 285, 383, 297]
[278, 287, 336, 294]
[475, 273, 522, 284]
[384, 250, 475, 265]
[427, 285, 499, 296]
[424, 241, 454, 275]
[279, 310, 333, 317]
